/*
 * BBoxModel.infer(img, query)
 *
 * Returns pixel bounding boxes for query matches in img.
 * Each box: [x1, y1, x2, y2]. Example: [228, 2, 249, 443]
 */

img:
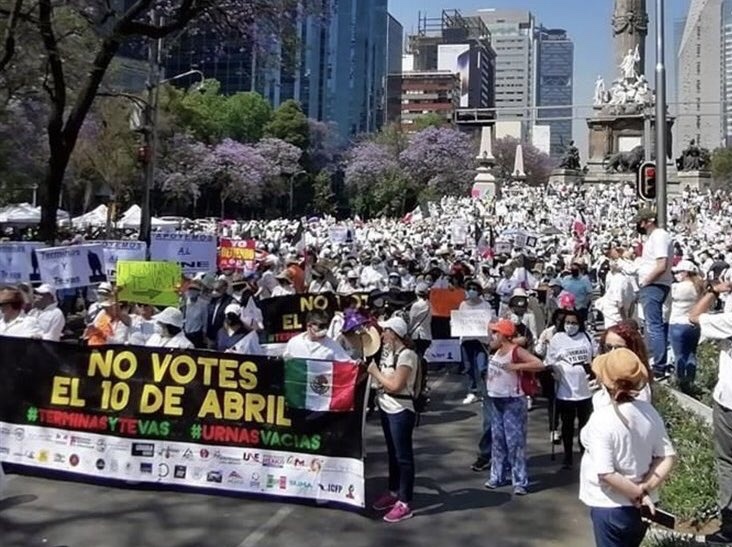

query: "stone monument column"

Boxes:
[613, 0, 648, 76]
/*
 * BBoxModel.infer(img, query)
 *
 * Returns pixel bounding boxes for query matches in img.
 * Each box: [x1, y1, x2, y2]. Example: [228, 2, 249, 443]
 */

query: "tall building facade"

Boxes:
[476, 9, 573, 159]
[723, 0, 732, 145]
[535, 27, 574, 160]
[677, 0, 724, 153]
[164, 0, 395, 138]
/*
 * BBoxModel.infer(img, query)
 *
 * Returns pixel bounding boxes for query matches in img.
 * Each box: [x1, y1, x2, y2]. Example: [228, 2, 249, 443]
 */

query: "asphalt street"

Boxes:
[0, 369, 594, 547]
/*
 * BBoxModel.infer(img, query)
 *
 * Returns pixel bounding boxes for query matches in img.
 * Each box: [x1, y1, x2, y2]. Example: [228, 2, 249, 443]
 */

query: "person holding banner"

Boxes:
[284, 310, 350, 361]
[0, 288, 43, 338]
[459, 279, 494, 405]
[367, 317, 418, 523]
[29, 284, 65, 342]
[84, 299, 129, 346]
[145, 307, 193, 349]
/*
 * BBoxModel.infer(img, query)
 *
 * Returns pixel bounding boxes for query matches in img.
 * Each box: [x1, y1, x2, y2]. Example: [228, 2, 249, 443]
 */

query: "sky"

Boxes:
[389, 0, 690, 156]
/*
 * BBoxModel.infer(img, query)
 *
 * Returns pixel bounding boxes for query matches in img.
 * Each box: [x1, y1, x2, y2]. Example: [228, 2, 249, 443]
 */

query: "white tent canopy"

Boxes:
[116, 205, 182, 231]
[0, 202, 70, 225]
[71, 204, 108, 227]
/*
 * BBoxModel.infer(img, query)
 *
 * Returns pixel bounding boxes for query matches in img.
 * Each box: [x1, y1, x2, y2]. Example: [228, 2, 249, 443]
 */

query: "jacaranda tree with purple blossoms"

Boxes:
[0, 0, 304, 241]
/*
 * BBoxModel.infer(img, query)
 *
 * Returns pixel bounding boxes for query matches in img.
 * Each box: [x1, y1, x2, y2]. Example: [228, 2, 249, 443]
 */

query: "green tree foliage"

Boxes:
[411, 112, 449, 131]
[312, 170, 336, 215]
[167, 80, 227, 144]
[264, 99, 310, 151]
[222, 92, 273, 143]
[712, 147, 732, 188]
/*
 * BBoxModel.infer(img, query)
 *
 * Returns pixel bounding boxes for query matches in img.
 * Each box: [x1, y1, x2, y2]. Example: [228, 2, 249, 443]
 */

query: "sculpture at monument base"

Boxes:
[558, 140, 582, 171]
[675, 139, 711, 172]
[604, 145, 645, 173]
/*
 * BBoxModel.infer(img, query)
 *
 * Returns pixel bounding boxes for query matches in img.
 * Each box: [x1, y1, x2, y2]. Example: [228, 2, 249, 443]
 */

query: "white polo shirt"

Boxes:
[699, 312, 732, 409]
[0, 313, 43, 338]
[638, 228, 673, 287]
[28, 303, 65, 342]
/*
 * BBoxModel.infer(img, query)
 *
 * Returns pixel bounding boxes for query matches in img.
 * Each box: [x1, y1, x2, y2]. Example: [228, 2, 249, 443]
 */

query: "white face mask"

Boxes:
[154, 323, 164, 336]
[565, 324, 580, 337]
[673, 273, 686, 283]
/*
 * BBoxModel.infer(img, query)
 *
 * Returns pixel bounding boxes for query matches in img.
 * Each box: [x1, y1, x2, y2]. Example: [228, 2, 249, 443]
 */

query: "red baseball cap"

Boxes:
[489, 319, 516, 338]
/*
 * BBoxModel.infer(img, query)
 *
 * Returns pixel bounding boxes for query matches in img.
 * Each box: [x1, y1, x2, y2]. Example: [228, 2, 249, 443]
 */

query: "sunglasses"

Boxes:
[309, 322, 329, 330]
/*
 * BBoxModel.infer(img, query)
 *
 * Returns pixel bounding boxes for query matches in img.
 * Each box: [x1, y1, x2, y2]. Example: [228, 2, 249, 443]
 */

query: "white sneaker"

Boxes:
[526, 396, 533, 410]
[551, 430, 561, 444]
[462, 393, 479, 405]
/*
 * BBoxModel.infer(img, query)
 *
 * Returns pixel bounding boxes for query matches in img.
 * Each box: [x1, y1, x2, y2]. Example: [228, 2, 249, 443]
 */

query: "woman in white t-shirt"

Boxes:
[668, 260, 703, 391]
[580, 348, 676, 547]
[484, 319, 544, 495]
[367, 317, 419, 523]
[545, 309, 596, 469]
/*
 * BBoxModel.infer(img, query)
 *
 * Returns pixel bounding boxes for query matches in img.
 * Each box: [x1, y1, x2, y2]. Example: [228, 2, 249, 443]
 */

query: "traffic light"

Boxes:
[637, 161, 657, 201]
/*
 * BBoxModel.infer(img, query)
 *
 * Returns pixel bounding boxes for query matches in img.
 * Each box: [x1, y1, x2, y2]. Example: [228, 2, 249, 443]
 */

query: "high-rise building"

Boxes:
[676, 0, 724, 154]
[723, 0, 732, 145]
[401, 9, 496, 125]
[475, 9, 573, 157]
[535, 27, 574, 160]
[164, 0, 395, 138]
[380, 14, 404, 126]
[476, 9, 536, 126]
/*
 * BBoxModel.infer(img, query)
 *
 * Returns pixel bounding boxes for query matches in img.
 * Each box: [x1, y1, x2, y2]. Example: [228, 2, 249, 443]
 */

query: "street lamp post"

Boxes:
[289, 170, 307, 217]
[655, 0, 668, 228]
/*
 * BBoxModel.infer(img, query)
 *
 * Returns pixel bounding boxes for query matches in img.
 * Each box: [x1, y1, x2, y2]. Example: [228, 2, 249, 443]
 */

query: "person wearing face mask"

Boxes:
[633, 209, 673, 378]
[399, 265, 416, 291]
[408, 282, 432, 362]
[272, 270, 296, 297]
[145, 307, 193, 349]
[182, 280, 207, 348]
[668, 260, 704, 391]
[284, 310, 351, 361]
[458, 279, 494, 405]
[595, 259, 633, 330]
[206, 279, 234, 347]
[496, 265, 518, 317]
[560, 262, 593, 322]
[309, 264, 334, 294]
[337, 270, 361, 295]
[545, 309, 597, 469]
[126, 302, 157, 346]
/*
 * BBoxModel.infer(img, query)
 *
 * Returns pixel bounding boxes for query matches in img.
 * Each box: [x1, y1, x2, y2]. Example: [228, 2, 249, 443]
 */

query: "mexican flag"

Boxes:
[284, 359, 358, 412]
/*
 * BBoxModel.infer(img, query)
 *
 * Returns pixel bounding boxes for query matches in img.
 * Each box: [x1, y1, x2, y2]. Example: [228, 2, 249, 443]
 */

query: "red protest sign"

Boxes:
[218, 239, 256, 271]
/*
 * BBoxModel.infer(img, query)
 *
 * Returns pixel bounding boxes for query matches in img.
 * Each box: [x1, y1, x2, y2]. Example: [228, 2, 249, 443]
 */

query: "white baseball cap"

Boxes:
[153, 307, 184, 328]
[379, 317, 409, 339]
[34, 283, 55, 296]
[672, 260, 698, 274]
[224, 303, 242, 316]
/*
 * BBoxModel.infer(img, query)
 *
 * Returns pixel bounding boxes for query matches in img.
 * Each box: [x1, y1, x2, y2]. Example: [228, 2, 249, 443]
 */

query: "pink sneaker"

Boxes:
[383, 501, 413, 523]
[372, 492, 398, 511]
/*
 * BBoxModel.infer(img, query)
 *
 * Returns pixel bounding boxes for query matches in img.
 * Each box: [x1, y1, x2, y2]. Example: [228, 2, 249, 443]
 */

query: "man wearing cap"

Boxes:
[206, 279, 234, 347]
[634, 208, 673, 377]
[85, 282, 114, 326]
[272, 270, 296, 297]
[337, 270, 361, 295]
[690, 280, 732, 543]
[146, 307, 193, 349]
[560, 262, 593, 321]
[0, 288, 43, 338]
[84, 298, 129, 346]
[182, 280, 207, 348]
[29, 284, 65, 342]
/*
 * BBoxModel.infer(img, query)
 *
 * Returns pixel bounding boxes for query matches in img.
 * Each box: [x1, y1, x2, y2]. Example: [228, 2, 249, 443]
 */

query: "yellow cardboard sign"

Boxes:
[117, 260, 181, 307]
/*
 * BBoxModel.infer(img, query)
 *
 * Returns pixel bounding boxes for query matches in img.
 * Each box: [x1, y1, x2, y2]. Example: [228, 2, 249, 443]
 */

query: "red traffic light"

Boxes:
[637, 161, 657, 201]
[644, 165, 656, 178]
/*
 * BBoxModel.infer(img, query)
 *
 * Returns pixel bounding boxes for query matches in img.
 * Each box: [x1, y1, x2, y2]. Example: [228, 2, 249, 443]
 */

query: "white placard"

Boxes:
[328, 226, 349, 244]
[98, 240, 148, 280]
[451, 220, 469, 245]
[424, 339, 462, 363]
[450, 310, 493, 338]
[150, 232, 217, 275]
[35, 244, 107, 289]
[0, 242, 45, 284]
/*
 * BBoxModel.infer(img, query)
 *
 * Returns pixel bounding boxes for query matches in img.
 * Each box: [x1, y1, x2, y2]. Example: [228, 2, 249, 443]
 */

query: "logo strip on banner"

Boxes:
[0, 338, 367, 508]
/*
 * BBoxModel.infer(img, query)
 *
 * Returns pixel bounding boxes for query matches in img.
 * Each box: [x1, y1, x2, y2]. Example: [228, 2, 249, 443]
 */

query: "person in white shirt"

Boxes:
[337, 270, 361, 296]
[0, 288, 43, 338]
[690, 280, 732, 543]
[634, 209, 673, 376]
[579, 348, 675, 547]
[183, 280, 208, 348]
[284, 310, 351, 361]
[29, 284, 65, 342]
[145, 307, 194, 349]
[271, 270, 296, 297]
[545, 309, 596, 469]
[309, 268, 334, 293]
[127, 303, 157, 346]
[458, 279, 494, 405]
[668, 260, 703, 391]
[597, 261, 633, 329]
[408, 282, 432, 360]
[256, 256, 279, 300]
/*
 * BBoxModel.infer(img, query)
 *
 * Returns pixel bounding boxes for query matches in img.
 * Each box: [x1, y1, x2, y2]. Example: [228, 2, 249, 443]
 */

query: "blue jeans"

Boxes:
[380, 410, 416, 503]
[669, 323, 700, 383]
[488, 396, 528, 488]
[461, 340, 487, 394]
[590, 506, 648, 547]
[639, 284, 670, 372]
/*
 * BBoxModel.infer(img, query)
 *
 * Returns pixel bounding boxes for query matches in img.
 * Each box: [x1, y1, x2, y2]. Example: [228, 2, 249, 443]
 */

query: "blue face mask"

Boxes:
[187, 290, 200, 301]
[466, 289, 479, 300]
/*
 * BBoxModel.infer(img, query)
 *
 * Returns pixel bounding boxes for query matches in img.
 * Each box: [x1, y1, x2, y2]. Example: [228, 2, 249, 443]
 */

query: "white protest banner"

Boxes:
[150, 232, 217, 275]
[424, 339, 462, 363]
[0, 242, 45, 284]
[451, 220, 469, 245]
[494, 239, 512, 255]
[99, 240, 148, 280]
[35, 244, 107, 289]
[501, 228, 538, 250]
[450, 309, 494, 338]
[328, 226, 349, 244]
